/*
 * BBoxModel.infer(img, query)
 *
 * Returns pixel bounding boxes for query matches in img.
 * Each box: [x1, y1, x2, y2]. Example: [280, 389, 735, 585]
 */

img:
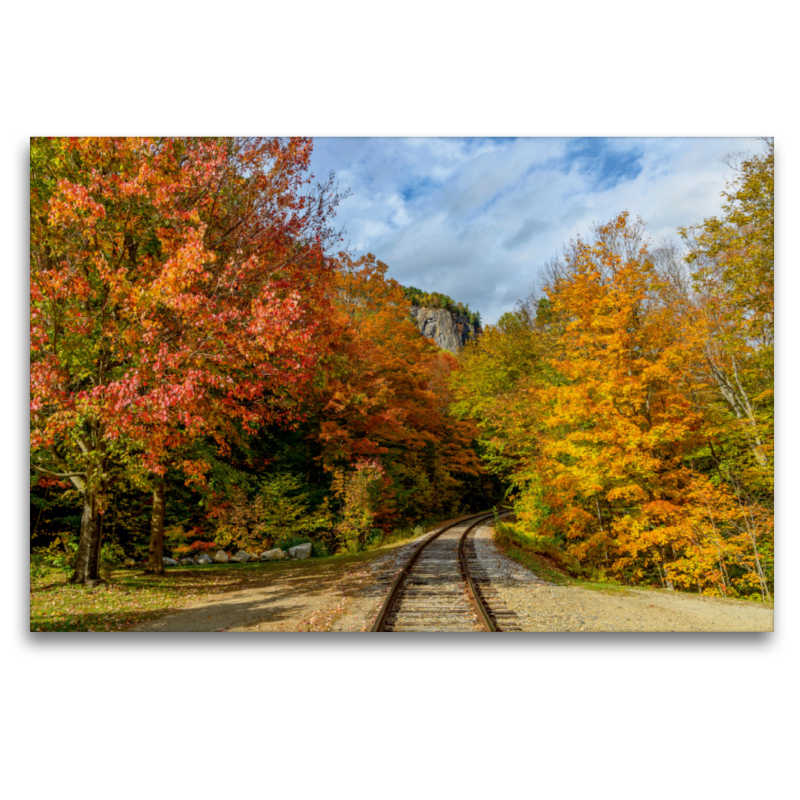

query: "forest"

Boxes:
[29, 137, 495, 585]
[452, 142, 774, 599]
[30, 136, 773, 601]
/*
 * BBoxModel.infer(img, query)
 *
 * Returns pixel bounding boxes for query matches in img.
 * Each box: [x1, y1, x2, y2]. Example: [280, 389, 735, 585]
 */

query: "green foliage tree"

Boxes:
[679, 139, 774, 495]
[402, 285, 481, 325]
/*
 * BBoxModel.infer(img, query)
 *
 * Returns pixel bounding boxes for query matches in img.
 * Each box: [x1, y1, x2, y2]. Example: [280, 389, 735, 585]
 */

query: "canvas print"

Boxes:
[29, 136, 774, 632]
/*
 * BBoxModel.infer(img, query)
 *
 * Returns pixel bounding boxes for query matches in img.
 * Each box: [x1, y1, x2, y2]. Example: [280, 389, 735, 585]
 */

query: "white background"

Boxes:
[5, 2, 795, 798]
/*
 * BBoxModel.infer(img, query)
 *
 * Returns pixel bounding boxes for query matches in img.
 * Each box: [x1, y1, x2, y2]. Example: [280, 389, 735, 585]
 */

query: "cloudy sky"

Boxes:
[309, 137, 762, 325]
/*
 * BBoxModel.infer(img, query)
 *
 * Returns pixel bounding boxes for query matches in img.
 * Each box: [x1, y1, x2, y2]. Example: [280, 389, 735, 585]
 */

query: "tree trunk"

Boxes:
[146, 480, 166, 574]
[70, 488, 103, 584]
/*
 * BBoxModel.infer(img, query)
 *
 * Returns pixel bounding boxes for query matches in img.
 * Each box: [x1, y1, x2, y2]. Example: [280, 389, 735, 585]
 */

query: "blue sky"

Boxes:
[309, 137, 762, 324]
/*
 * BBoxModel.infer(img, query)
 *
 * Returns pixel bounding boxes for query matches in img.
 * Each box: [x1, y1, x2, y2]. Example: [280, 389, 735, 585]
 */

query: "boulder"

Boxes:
[260, 548, 286, 561]
[214, 550, 229, 563]
[288, 543, 312, 560]
[230, 550, 250, 563]
[179, 557, 196, 565]
[248, 553, 259, 563]
[196, 553, 214, 564]
[162, 557, 178, 566]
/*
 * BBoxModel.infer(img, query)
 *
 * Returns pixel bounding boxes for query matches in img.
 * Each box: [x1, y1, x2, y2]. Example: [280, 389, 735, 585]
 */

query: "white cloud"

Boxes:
[310, 136, 761, 324]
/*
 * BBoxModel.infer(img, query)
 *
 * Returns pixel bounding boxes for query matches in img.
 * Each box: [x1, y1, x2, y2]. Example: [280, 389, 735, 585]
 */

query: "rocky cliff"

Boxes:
[409, 306, 481, 354]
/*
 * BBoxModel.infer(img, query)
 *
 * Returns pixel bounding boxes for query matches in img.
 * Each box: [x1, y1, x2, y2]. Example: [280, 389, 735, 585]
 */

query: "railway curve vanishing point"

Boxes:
[371, 511, 519, 632]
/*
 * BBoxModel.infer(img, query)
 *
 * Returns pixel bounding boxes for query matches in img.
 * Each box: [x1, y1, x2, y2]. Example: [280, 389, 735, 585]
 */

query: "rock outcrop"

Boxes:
[409, 307, 481, 354]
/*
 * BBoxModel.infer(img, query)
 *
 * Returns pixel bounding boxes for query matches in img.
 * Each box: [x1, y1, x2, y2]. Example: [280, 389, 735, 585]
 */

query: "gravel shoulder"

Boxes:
[471, 520, 774, 632]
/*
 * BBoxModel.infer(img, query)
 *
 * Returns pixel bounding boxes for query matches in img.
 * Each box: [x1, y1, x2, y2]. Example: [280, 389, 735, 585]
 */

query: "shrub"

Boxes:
[331, 459, 386, 552]
[173, 540, 217, 558]
[99, 542, 126, 581]
[30, 534, 77, 579]
[210, 474, 332, 553]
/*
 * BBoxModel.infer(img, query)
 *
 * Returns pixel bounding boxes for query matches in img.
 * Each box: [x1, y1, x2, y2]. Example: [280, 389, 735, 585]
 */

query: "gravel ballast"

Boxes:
[470, 520, 774, 632]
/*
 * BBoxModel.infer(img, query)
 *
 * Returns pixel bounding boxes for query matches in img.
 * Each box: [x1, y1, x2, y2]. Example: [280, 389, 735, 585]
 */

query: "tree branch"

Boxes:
[31, 463, 87, 479]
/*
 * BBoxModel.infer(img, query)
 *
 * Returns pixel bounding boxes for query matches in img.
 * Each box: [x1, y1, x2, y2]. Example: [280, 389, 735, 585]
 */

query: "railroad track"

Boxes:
[371, 511, 521, 632]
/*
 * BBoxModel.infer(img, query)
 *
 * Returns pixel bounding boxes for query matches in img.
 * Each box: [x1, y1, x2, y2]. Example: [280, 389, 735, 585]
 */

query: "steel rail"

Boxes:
[457, 514, 499, 632]
[371, 510, 498, 632]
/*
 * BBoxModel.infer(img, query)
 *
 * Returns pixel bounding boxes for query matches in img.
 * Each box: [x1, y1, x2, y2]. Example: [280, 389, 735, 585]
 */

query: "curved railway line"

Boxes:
[371, 511, 522, 632]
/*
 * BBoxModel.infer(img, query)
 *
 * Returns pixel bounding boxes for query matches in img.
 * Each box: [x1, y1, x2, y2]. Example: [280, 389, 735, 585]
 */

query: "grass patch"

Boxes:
[494, 520, 632, 595]
[377, 517, 442, 548]
[494, 519, 773, 602]
[379, 524, 426, 548]
[376, 511, 492, 549]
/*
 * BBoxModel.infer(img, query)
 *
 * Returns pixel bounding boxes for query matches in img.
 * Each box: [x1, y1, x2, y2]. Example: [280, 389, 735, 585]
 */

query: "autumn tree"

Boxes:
[678, 139, 774, 495]
[310, 253, 485, 532]
[30, 137, 341, 583]
[451, 306, 551, 484]
[452, 211, 773, 598]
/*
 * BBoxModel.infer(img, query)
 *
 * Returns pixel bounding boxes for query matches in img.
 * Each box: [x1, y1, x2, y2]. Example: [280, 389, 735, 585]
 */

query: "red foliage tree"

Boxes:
[30, 137, 340, 582]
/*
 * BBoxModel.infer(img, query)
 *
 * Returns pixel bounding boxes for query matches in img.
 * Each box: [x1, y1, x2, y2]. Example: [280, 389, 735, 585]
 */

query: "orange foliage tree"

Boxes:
[453, 211, 773, 598]
[310, 253, 485, 535]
